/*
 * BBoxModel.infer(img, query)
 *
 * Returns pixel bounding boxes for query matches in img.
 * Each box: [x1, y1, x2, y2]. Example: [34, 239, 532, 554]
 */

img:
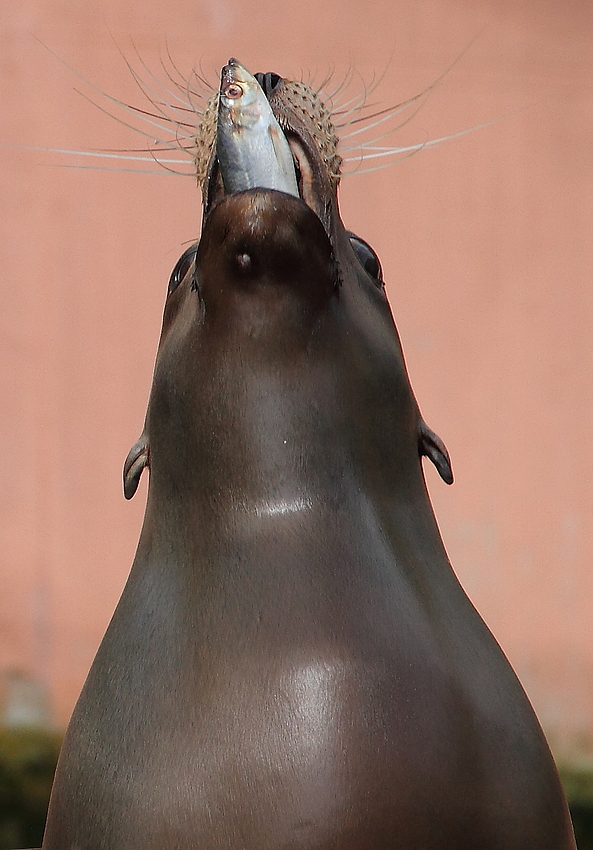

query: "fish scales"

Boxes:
[216, 58, 299, 197]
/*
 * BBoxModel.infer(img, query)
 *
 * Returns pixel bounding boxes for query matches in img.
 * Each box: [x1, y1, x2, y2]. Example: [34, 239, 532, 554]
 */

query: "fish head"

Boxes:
[218, 58, 267, 131]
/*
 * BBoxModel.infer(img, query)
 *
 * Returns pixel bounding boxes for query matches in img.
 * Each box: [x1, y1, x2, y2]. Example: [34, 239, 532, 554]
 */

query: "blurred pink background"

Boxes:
[1, 0, 591, 768]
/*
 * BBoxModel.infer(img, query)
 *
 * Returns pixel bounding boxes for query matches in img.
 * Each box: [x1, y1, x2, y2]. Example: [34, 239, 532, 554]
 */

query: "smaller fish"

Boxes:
[216, 58, 299, 197]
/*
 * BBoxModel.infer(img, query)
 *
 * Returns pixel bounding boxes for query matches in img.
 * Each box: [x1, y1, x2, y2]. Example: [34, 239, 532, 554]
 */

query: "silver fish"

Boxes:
[216, 58, 299, 197]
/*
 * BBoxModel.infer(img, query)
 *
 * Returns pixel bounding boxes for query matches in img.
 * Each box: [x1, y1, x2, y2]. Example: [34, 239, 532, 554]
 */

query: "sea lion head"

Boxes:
[124, 64, 452, 505]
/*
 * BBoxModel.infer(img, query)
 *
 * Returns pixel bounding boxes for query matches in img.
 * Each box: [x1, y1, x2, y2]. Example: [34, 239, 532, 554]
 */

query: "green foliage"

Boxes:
[0, 727, 61, 850]
[559, 764, 593, 850]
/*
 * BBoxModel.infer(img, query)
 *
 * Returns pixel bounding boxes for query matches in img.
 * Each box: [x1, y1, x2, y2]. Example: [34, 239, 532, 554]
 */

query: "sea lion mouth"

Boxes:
[285, 134, 320, 213]
[196, 61, 342, 232]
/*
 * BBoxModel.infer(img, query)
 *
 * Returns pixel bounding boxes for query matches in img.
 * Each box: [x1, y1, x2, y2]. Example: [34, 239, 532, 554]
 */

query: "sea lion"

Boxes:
[41, 61, 576, 849]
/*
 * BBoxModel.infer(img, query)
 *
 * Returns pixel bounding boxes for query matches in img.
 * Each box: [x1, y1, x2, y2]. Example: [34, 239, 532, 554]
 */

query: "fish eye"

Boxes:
[224, 83, 244, 99]
[168, 243, 198, 293]
[347, 232, 384, 287]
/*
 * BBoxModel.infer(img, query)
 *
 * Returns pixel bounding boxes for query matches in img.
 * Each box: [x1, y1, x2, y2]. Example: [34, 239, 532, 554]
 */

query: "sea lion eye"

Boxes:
[347, 232, 383, 287]
[168, 244, 199, 293]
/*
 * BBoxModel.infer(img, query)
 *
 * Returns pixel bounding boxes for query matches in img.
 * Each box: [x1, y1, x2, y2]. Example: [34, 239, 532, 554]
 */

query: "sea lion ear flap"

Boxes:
[418, 420, 454, 485]
[123, 436, 150, 500]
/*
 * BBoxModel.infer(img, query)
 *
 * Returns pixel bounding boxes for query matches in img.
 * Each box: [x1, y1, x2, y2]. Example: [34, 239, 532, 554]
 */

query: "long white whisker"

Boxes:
[339, 104, 418, 140]
[333, 98, 385, 118]
[105, 29, 201, 129]
[73, 87, 189, 149]
[332, 90, 368, 121]
[330, 72, 371, 116]
[162, 42, 211, 105]
[342, 116, 503, 163]
[340, 98, 431, 150]
[304, 64, 317, 89]
[21, 145, 189, 163]
[337, 39, 478, 142]
[41, 163, 191, 175]
[362, 52, 394, 104]
[337, 91, 421, 129]
[323, 62, 356, 105]
[144, 143, 195, 175]
[330, 53, 392, 121]
[184, 69, 208, 119]
[129, 39, 203, 118]
[336, 79, 435, 135]
[347, 144, 414, 151]
[312, 64, 335, 96]
[33, 37, 190, 143]
[332, 67, 376, 127]
[344, 141, 426, 164]
[196, 58, 216, 94]
[77, 85, 193, 139]
[114, 97, 195, 129]
[120, 42, 200, 129]
[161, 39, 213, 102]
[343, 141, 429, 175]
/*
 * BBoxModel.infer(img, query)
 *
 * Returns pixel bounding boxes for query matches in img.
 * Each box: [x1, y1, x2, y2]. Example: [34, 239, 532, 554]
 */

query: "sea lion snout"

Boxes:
[198, 188, 339, 304]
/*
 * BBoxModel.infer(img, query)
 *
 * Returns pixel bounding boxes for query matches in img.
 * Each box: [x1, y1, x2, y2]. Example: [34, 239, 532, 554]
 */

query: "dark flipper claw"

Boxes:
[419, 420, 453, 485]
[123, 436, 149, 500]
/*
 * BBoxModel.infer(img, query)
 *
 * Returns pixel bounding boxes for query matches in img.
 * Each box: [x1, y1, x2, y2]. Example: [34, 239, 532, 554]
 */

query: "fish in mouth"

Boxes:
[196, 58, 343, 234]
[216, 58, 300, 198]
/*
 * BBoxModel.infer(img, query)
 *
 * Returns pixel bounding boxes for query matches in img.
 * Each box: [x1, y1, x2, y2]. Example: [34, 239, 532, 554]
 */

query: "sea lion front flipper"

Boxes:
[418, 420, 453, 485]
[123, 436, 150, 500]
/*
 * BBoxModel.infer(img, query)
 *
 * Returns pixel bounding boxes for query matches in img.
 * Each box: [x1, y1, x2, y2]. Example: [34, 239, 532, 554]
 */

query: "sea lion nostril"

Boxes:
[254, 71, 282, 98]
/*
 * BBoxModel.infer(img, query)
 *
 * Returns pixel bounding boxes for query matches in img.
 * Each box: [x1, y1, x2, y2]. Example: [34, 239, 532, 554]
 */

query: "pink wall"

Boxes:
[1, 0, 591, 763]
